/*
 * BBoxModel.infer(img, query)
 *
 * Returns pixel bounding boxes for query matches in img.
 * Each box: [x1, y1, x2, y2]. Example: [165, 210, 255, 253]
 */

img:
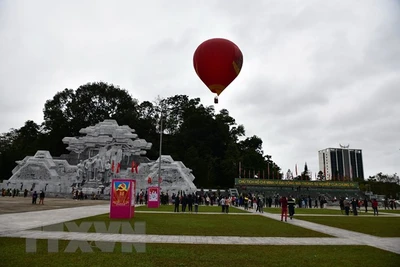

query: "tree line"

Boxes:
[0, 82, 283, 188]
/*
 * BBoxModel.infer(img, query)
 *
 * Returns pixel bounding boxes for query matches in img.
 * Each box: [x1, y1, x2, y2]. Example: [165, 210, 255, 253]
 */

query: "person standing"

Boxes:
[188, 194, 193, 213]
[344, 198, 350, 215]
[288, 196, 296, 220]
[225, 196, 230, 214]
[364, 198, 368, 213]
[371, 198, 379, 216]
[38, 190, 45, 205]
[220, 197, 226, 213]
[174, 194, 180, 212]
[194, 195, 199, 213]
[32, 191, 38, 204]
[280, 196, 288, 222]
[139, 190, 144, 205]
[181, 194, 187, 212]
[257, 197, 264, 213]
[351, 198, 358, 216]
[339, 198, 345, 214]
[244, 196, 249, 210]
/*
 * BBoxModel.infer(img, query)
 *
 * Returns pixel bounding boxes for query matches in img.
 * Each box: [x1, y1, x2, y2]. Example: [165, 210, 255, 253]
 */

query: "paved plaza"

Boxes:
[0, 198, 399, 255]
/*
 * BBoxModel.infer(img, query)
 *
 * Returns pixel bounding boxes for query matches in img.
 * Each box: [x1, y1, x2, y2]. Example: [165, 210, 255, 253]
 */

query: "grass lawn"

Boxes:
[379, 209, 400, 214]
[44, 213, 331, 237]
[297, 216, 400, 237]
[1, 237, 399, 267]
[263, 207, 375, 216]
[136, 204, 249, 213]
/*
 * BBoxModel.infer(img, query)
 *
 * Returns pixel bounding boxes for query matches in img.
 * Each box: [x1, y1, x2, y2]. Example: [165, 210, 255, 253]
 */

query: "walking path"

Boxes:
[0, 204, 399, 254]
[250, 209, 400, 254]
[135, 211, 254, 215]
[0, 204, 109, 233]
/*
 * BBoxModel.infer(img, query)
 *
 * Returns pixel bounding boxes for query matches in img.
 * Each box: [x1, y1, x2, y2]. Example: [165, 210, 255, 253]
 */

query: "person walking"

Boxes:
[280, 196, 288, 222]
[288, 196, 296, 220]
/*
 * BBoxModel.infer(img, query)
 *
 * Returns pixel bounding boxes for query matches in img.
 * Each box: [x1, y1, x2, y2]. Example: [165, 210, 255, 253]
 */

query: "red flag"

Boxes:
[111, 161, 115, 173]
[131, 161, 139, 173]
[116, 163, 121, 174]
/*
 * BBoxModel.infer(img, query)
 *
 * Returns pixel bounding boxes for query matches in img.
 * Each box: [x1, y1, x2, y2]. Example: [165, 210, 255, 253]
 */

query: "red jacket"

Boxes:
[280, 197, 288, 209]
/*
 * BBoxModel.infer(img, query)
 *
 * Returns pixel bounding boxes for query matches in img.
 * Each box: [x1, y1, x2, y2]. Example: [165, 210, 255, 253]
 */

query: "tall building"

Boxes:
[318, 146, 364, 181]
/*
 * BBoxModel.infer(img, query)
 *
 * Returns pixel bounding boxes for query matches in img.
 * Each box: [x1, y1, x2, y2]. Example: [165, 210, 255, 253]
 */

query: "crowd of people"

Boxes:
[3, 185, 396, 218]
[138, 190, 397, 221]
[1, 188, 21, 197]
[1, 188, 45, 204]
[338, 197, 397, 216]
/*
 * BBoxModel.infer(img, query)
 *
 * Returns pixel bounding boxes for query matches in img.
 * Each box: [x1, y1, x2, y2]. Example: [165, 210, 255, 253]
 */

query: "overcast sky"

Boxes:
[0, 0, 399, 179]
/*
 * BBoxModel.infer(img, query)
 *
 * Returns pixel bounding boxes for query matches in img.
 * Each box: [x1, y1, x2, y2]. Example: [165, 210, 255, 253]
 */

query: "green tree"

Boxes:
[1, 86, 284, 190]
[301, 162, 310, 180]
[42, 82, 140, 156]
[0, 121, 45, 181]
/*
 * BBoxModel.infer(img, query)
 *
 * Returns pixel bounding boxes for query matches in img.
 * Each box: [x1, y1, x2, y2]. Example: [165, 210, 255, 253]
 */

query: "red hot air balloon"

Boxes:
[193, 38, 243, 103]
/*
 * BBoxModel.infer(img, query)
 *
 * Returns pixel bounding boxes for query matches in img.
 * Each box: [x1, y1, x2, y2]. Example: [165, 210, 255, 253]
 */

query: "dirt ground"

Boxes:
[0, 196, 109, 214]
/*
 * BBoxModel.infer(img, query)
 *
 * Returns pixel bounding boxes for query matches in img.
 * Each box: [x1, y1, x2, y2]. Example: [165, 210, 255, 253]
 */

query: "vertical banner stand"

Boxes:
[110, 179, 136, 219]
[147, 186, 160, 208]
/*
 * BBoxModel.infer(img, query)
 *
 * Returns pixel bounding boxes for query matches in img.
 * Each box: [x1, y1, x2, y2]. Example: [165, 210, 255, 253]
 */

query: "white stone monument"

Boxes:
[0, 120, 197, 197]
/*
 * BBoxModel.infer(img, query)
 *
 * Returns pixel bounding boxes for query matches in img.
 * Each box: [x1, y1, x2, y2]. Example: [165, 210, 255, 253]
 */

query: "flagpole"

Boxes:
[158, 101, 163, 193]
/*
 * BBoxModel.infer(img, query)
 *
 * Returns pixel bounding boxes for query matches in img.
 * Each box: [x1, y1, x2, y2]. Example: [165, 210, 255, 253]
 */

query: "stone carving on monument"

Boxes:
[62, 120, 152, 195]
[0, 119, 197, 198]
[132, 155, 197, 196]
[0, 150, 78, 195]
